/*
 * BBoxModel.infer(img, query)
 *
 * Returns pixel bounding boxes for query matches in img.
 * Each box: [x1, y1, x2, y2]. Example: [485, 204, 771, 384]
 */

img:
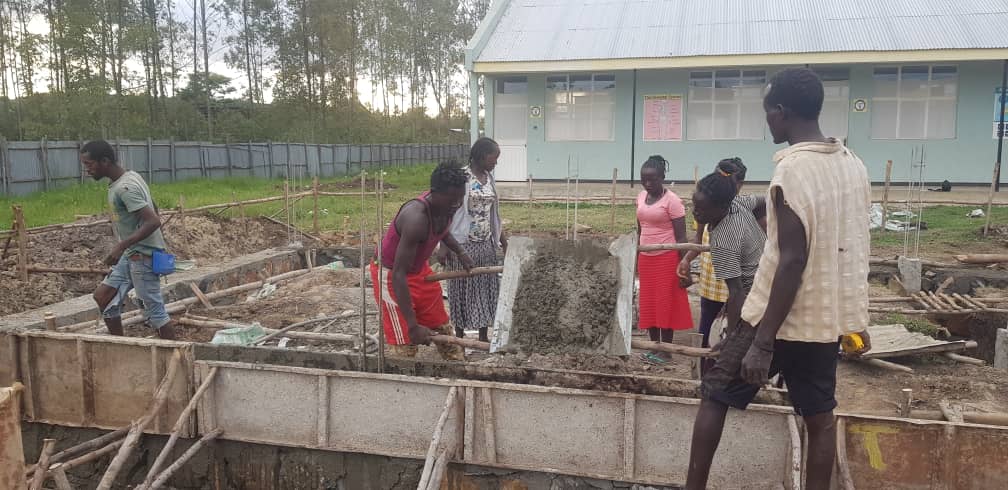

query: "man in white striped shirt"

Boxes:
[686, 68, 872, 490]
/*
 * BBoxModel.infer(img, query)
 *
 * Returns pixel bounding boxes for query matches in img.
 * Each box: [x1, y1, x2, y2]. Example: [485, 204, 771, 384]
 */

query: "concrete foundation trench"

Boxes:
[2, 236, 1008, 489]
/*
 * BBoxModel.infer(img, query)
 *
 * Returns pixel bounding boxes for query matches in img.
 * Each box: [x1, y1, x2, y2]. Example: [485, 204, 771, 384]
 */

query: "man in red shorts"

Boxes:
[371, 162, 474, 360]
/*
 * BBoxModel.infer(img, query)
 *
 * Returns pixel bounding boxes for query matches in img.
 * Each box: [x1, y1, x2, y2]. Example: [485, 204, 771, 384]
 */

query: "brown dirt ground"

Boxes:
[0, 214, 300, 317]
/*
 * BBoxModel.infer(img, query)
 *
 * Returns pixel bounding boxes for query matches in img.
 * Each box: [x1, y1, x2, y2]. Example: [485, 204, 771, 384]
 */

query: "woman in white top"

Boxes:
[439, 138, 507, 342]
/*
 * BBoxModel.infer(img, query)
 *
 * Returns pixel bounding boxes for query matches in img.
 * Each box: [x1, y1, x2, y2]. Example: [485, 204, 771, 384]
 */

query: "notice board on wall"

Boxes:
[643, 94, 683, 141]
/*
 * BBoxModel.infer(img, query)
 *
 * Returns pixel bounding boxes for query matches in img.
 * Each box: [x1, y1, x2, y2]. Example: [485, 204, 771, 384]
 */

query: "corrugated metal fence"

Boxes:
[0, 139, 468, 196]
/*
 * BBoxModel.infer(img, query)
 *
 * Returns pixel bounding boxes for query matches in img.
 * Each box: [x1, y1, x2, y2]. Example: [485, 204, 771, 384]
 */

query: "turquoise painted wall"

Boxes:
[486, 61, 1005, 184]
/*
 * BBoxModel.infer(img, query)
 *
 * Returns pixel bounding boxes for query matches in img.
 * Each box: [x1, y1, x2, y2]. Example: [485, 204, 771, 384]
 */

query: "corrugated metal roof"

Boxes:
[473, 0, 1008, 62]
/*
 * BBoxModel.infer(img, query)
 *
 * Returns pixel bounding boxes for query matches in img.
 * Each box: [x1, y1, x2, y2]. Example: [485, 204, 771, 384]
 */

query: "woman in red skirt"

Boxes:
[636, 155, 693, 358]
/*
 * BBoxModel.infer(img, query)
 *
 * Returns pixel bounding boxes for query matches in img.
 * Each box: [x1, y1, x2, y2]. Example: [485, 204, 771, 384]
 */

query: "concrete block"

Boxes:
[995, 328, 1008, 371]
[897, 256, 922, 293]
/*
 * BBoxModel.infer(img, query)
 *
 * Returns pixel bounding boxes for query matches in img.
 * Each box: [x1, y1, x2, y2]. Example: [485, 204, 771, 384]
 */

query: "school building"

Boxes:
[464, 0, 1008, 184]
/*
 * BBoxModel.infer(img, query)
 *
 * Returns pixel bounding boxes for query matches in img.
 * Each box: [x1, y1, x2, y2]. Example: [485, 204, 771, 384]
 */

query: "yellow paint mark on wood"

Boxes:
[849, 423, 901, 471]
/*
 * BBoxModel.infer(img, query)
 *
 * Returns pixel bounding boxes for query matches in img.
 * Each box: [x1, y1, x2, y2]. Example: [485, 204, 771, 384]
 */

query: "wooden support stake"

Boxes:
[25, 428, 129, 478]
[418, 386, 459, 490]
[141, 368, 219, 488]
[835, 418, 855, 490]
[881, 160, 893, 232]
[425, 435, 458, 490]
[900, 388, 913, 417]
[638, 243, 710, 253]
[939, 399, 965, 424]
[527, 175, 534, 235]
[51, 467, 72, 490]
[29, 439, 57, 490]
[984, 160, 999, 236]
[861, 358, 914, 373]
[632, 339, 713, 358]
[786, 416, 802, 490]
[47, 439, 124, 474]
[944, 352, 984, 366]
[14, 205, 28, 281]
[43, 312, 57, 331]
[177, 196, 186, 239]
[359, 170, 367, 371]
[96, 351, 183, 490]
[188, 283, 214, 310]
[425, 266, 503, 282]
[610, 168, 618, 232]
[147, 429, 223, 490]
[283, 180, 291, 234]
[312, 176, 320, 235]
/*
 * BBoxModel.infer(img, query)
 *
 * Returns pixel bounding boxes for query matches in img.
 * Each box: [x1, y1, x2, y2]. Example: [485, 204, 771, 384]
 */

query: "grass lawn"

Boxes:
[2, 165, 1005, 260]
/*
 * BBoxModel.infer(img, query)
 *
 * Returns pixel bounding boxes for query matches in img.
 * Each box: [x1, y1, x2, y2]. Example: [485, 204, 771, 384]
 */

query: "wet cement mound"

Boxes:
[509, 241, 619, 354]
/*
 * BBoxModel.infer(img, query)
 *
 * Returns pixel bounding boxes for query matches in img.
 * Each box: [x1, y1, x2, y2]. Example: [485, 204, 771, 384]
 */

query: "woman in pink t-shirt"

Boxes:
[636, 155, 693, 352]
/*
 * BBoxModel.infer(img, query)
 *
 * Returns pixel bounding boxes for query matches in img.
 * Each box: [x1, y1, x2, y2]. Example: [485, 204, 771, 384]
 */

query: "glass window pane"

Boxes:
[932, 66, 958, 79]
[815, 67, 850, 82]
[690, 87, 713, 100]
[927, 98, 956, 139]
[738, 100, 765, 140]
[593, 74, 616, 91]
[899, 99, 927, 139]
[592, 102, 615, 140]
[546, 104, 571, 141]
[871, 100, 899, 139]
[874, 67, 899, 98]
[687, 102, 713, 140]
[570, 74, 592, 93]
[546, 76, 568, 92]
[690, 72, 713, 88]
[572, 100, 592, 140]
[712, 103, 737, 139]
[931, 79, 956, 97]
[496, 77, 527, 94]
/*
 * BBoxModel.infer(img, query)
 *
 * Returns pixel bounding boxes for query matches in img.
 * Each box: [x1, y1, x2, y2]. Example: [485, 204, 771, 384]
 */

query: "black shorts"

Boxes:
[700, 322, 840, 416]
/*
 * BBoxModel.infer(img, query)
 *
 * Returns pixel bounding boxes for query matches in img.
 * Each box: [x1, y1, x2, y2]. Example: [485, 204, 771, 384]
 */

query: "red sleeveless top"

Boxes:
[378, 192, 451, 275]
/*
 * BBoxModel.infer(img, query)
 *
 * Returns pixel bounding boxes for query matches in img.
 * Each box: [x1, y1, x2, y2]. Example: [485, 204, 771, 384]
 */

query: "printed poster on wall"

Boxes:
[643, 94, 683, 141]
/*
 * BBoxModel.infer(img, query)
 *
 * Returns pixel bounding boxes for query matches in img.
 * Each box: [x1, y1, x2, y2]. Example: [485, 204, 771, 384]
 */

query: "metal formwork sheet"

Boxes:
[197, 361, 460, 459]
[0, 331, 194, 435]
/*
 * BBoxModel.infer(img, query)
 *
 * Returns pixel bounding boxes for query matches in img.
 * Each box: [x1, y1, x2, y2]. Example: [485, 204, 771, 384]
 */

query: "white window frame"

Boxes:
[871, 65, 958, 140]
[687, 69, 766, 141]
[545, 73, 616, 142]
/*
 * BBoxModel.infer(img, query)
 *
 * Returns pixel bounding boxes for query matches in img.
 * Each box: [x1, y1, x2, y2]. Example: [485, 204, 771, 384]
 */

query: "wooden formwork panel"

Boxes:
[841, 415, 1008, 489]
[195, 360, 794, 488]
[0, 331, 194, 435]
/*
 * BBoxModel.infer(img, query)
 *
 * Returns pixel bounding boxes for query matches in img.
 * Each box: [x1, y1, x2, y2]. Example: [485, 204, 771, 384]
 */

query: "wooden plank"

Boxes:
[787, 416, 802, 490]
[463, 387, 475, 462]
[864, 340, 976, 359]
[77, 339, 95, 426]
[189, 283, 214, 309]
[480, 387, 497, 464]
[623, 398, 635, 480]
[317, 375, 329, 447]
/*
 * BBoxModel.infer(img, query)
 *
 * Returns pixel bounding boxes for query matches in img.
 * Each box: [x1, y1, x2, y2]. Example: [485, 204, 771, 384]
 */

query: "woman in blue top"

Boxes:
[439, 138, 507, 342]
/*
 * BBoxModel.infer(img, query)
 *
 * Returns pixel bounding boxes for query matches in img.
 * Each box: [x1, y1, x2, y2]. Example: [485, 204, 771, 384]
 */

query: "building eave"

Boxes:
[472, 48, 1008, 74]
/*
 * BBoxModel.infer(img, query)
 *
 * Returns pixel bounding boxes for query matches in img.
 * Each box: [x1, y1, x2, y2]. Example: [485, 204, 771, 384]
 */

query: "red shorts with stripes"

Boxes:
[370, 261, 449, 345]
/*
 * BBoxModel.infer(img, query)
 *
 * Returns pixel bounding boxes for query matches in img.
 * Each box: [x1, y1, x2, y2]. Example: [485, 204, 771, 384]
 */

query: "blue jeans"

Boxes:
[101, 253, 170, 329]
